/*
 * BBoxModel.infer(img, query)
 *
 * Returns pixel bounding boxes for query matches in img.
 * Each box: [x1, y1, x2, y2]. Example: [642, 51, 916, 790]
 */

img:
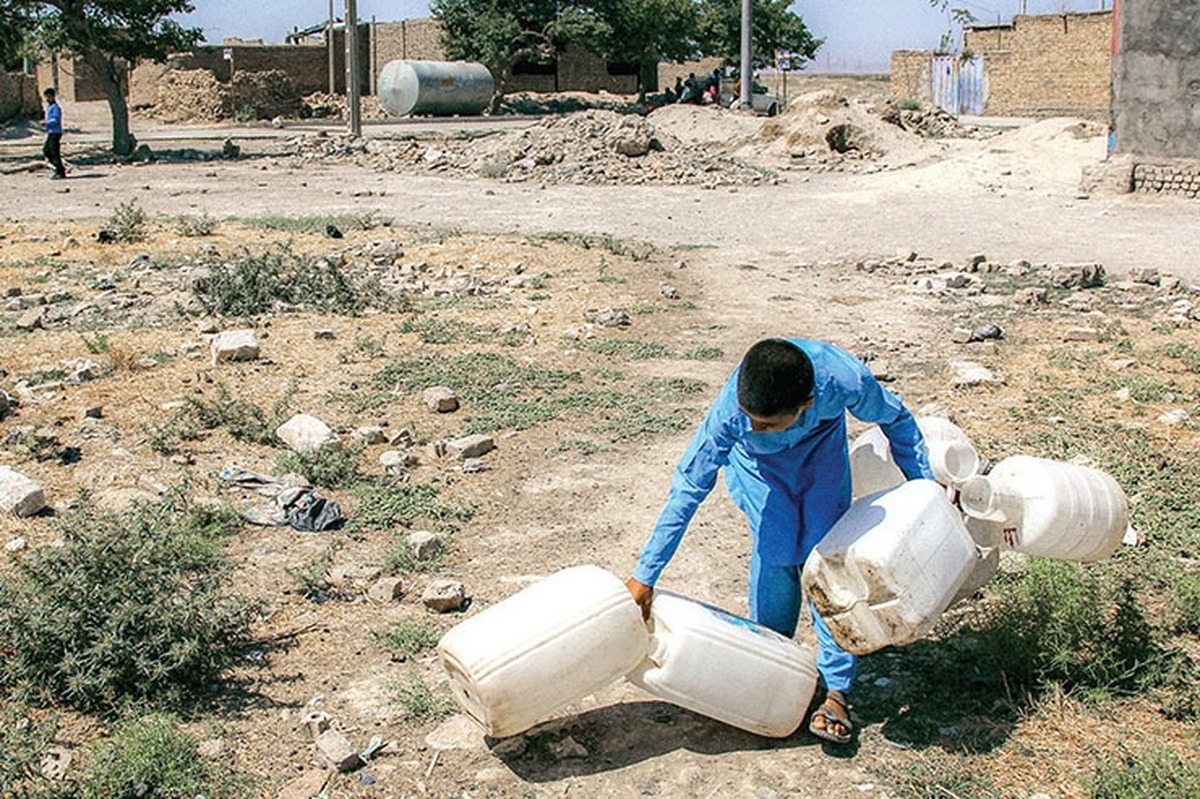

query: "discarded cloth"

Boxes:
[221, 464, 343, 531]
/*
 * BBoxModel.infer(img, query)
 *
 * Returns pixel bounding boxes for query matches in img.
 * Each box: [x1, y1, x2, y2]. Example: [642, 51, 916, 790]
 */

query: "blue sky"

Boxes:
[176, 0, 1111, 73]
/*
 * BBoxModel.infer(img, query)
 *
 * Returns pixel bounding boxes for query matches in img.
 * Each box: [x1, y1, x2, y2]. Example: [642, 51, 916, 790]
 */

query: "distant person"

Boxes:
[673, 76, 684, 99]
[41, 87, 66, 180]
[681, 72, 698, 104]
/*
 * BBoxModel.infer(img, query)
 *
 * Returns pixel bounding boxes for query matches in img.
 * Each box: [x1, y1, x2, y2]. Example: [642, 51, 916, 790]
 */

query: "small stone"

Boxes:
[548, 736, 588, 760]
[447, 434, 495, 460]
[408, 530, 445, 560]
[276, 771, 330, 799]
[461, 458, 489, 473]
[1050, 262, 1105, 289]
[423, 386, 459, 413]
[276, 414, 339, 453]
[0, 466, 47, 517]
[660, 284, 679, 300]
[590, 307, 630, 328]
[314, 329, 336, 340]
[1128, 267, 1160, 285]
[951, 328, 974, 344]
[1106, 357, 1137, 370]
[387, 427, 414, 447]
[210, 329, 260, 364]
[353, 426, 387, 445]
[1063, 327, 1100, 342]
[379, 449, 414, 474]
[16, 306, 45, 330]
[5, 537, 27, 552]
[1113, 387, 1132, 403]
[1157, 409, 1190, 426]
[315, 730, 363, 772]
[367, 576, 404, 603]
[1014, 287, 1047, 305]
[81, 406, 103, 419]
[966, 253, 987, 270]
[422, 579, 466, 612]
[196, 318, 219, 334]
[948, 360, 1001, 387]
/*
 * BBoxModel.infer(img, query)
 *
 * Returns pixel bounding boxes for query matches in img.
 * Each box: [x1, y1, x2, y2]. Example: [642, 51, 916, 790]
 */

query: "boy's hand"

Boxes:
[625, 577, 653, 621]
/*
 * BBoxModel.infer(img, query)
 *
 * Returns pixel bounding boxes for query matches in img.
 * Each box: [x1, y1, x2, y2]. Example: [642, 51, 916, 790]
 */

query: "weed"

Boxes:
[194, 245, 385, 317]
[338, 333, 388, 363]
[547, 439, 601, 457]
[897, 97, 923, 111]
[1087, 746, 1200, 798]
[246, 212, 389, 233]
[872, 753, 998, 799]
[276, 446, 362, 489]
[0, 699, 60, 799]
[175, 214, 217, 237]
[681, 346, 724, 360]
[79, 331, 110, 354]
[184, 386, 277, 445]
[105, 201, 148, 243]
[393, 674, 457, 723]
[628, 304, 665, 315]
[374, 619, 441, 660]
[478, 161, 508, 179]
[352, 481, 473, 535]
[286, 542, 341, 600]
[1168, 570, 1200, 634]
[79, 713, 245, 799]
[0, 489, 252, 715]
[397, 317, 465, 345]
[578, 338, 673, 360]
[1157, 340, 1200, 373]
[324, 388, 395, 414]
[384, 537, 447, 574]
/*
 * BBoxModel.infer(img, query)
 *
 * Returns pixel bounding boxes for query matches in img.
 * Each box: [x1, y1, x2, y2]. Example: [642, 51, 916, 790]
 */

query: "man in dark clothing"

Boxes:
[42, 87, 66, 179]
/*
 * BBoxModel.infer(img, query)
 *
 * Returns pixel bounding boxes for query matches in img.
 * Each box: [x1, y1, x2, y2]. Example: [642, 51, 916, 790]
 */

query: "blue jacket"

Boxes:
[44, 101, 63, 135]
[633, 339, 934, 585]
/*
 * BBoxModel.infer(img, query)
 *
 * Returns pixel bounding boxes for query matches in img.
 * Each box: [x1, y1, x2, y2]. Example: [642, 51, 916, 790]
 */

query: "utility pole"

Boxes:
[327, 0, 335, 94]
[739, 0, 751, 110]
[346, 0, 361, 137]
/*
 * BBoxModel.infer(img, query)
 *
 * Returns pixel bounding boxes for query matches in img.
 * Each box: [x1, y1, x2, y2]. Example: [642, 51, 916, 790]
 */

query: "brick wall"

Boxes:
[0, 71, 38, 118]
[1132, 159, 1200, 198]
[35, 55, 120, 102]
[964, 11, 1112, 118]
[889, 50, 931, 104]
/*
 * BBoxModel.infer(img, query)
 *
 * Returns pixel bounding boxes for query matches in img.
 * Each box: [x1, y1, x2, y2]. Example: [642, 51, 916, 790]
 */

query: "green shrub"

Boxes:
[0, 700, 61, 799]
[352, 481, 473, 536]
[0, 491, 253, 715]
[374, 619, 441, 660]
[971, 560, 1178, 696]
[872, 753, 997, 799]
[275, 445, 362, 489]
[174, 214, 217, 237]
[393, 674, 456, 722]
[1088, 747, 1200, 798]
[1168, 570, 1200, 634]
[384, 537, 446, 575]
[183, 385, 277, 445]
[79, 713, 243, 799]
[105, 201, 148, 243]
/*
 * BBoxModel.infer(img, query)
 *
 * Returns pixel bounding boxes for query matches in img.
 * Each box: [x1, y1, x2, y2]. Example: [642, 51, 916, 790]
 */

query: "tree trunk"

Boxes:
[487, 64, 511, 116]
[84, 51, 134, 156]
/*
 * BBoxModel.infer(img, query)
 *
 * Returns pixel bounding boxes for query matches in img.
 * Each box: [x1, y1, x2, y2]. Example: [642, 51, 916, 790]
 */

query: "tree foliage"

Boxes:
[2, 1, 202, 154]
[587, 0, 700, 95]
[697, 0, 822, 69]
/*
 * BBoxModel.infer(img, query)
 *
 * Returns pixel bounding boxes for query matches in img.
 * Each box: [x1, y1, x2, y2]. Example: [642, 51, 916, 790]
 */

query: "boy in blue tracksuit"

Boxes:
[42, 87, 66, 180]
[626, 338, 934, 744]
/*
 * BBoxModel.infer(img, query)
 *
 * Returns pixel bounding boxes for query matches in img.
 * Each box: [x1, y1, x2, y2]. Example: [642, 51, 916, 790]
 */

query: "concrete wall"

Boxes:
[1114, 0, 1200, 159]
[964, 11, 1112, 118]
[889, 50, 931, 105]
[0, 71, 39, 119]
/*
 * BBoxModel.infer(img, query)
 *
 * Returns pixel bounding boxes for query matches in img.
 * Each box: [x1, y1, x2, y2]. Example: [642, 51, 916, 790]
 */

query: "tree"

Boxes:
[0, 3, 35, 70]
[588, 0, 700, 101]
[3, 1, 202, 155]
[431, 0, 601, 113]
[697, 0, 822, 70]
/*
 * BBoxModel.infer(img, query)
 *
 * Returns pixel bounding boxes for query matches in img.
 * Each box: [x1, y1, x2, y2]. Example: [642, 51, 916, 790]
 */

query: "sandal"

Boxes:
[808, 691, 853, 744]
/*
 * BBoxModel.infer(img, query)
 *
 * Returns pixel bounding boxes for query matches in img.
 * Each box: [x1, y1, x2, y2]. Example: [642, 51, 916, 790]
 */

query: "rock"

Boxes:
[660, 284, 679, 300]
[548, 735, 588, 760]
[1014, 287, 1047, 305]
[65, 358, 102, 383]
[966, 253, 987, 271]
[210, 329, 260, 364]
[353, 426, 387, 445]
[276, 414, 339, 453]
[447, 434, 495, 460]
[461, 458, 489, 473]
[0, 466, 47, 517]
[408, 530, 445, 560]
[1106, 357, 1137, 371]
[1049, 262, 1105, 289]
[1128, 267, 1160, 285]
[368, 576, 404, 603]
[1158, 409, 1190, 426]
[81, 406, 103, 419]
[16, 306, 45, 330]
[5, 536, 27, 552]
[378, 449, 414, 474]
[948, 360, 1001, 387]
[276, 770, 330, 799]
[1063, 327, 1100, 341]
[422, 579, 466, 612]
[196, 318, 220, 334]
[423, 386, 459, 413]
[590, 307, 630, 327]
[315, 729, 363, 772]
[387, 427, 414, 447]
[1113, 387, 1132, 403]
[39, 747, 72, 781]
[314, 329, 336, 340]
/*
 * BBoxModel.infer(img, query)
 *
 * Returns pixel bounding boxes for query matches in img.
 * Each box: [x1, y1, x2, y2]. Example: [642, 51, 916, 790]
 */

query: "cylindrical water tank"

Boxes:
[377, 60, 493, 117]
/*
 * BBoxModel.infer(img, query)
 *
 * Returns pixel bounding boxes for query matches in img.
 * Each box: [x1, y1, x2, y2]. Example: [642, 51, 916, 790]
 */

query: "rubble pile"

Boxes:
[881, 102, 981, 139]
[146, 69, 230, 123]
[287, 110, 775, 187]
[229, 70, 301, 120]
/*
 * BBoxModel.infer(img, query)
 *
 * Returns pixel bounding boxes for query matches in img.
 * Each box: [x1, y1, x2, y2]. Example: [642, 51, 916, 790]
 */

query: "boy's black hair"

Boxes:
[737, 338, 814, 417]
[43, 87, 56, 98]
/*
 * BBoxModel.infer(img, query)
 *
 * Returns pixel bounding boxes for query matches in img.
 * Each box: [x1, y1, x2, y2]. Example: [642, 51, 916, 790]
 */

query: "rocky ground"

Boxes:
[1, 79, 1199, 798]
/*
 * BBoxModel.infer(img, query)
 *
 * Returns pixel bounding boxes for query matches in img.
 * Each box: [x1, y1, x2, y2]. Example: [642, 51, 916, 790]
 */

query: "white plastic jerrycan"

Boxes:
[802, 479, 977, 655]
[437, 565, 648, 738]
[957, 455, 1129, 562]
[850, 416, 982, 499]
[625, 591, 819, 738]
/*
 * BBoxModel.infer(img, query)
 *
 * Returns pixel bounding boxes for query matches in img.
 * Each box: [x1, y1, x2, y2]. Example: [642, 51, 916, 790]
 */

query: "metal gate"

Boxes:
[931, 54, 985, 116]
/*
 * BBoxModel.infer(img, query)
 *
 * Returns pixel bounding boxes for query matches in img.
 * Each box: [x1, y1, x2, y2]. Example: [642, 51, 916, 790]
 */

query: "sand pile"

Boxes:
[287, 109, 775, 186]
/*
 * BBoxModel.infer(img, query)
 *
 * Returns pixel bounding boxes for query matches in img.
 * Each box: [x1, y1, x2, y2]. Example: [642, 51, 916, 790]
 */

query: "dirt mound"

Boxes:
[881, 102, 977, 139]
[288, 109, 776, 186]
[646, 104, 761, 147]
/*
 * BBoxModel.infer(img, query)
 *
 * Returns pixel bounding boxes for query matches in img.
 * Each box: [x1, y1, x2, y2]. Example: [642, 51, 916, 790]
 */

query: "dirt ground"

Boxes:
[2, 81, 1199, 798]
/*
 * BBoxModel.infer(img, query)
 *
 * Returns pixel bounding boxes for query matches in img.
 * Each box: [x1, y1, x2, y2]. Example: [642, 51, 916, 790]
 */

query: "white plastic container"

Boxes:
[850, 417, 981, 499]
[437, 565, 648, 738]
[802, 479, 977, 654]
[957, 456, 1129, 562]
[625, 591, 819, 738]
